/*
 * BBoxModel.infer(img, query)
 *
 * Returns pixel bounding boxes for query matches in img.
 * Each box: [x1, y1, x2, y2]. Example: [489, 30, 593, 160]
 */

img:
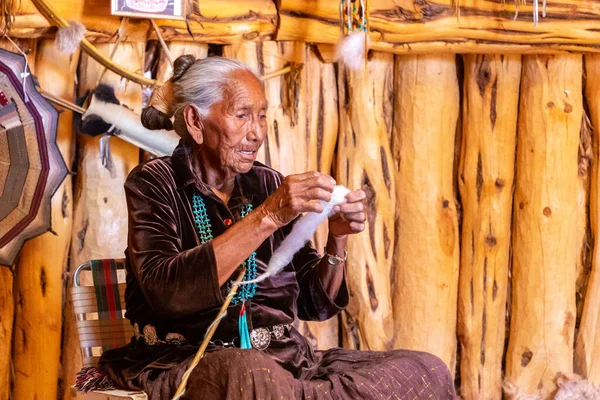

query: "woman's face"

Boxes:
[198, 69, 268, 175]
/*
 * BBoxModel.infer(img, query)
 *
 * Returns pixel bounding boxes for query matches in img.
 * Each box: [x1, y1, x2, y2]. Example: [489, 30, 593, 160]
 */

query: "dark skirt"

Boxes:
[128, 347, 456, 400]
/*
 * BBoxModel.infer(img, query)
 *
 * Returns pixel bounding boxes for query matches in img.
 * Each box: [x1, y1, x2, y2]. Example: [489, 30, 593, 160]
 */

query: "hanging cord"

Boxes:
[2, 32, 31, 102]
[172, 267, 247, 400]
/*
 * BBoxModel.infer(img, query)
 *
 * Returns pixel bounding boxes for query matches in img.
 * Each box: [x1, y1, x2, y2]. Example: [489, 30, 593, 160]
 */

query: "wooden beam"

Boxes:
[392, 54, 460, 369]
[336, 52, 396, 351]
[457, 54, 521, 400]
[12, 39, 78, 400]
[0, 267, 13, 400]
[278, 0, 600, 54]
[575, 54, 600, 384]
[224, 41, 341, 350]
[505, 54, 581, 398]
[7, 0, 277, 44]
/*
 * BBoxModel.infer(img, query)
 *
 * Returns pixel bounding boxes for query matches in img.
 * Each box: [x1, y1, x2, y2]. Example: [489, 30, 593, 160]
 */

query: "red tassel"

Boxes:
[74, 366, 116, 393]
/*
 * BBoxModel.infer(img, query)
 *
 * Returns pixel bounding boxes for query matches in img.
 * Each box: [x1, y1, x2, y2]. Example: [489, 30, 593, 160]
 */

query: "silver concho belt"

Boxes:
[136, 322, 291, 350]
[249, 324, 290, 350]
[209, 324, 291, 351]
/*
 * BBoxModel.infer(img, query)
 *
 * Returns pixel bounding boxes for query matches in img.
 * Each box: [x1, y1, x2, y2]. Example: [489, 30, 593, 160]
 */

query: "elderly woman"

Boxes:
[99, 55, 456, 399]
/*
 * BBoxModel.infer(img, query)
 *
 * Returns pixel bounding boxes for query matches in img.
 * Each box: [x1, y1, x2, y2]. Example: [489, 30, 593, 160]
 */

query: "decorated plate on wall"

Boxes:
[111, 0, 185, 20]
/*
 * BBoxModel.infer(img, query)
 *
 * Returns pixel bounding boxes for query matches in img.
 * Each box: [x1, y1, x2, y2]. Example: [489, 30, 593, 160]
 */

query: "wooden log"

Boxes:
[457, 54, 521, 400]
[8, 0, 276, 44]
[575, 54, 600, 383]
[0, 266, 14, 400]
[336, 51, 395, 351]
[61, 42, 142, 400]
[505, 54, 582, 398]
[575, 116, 592, 327]
[392, 54, 460, 368]
[277, 0, 600, 54]
[224, 41, 340, 349]
[223, 42, 267, 166]
[12, 39, 79, 400]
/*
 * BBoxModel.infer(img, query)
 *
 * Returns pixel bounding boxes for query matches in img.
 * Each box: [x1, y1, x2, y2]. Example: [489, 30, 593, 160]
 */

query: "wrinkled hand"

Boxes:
[328, 190, 366, 238]
[260, 171, 336, 229]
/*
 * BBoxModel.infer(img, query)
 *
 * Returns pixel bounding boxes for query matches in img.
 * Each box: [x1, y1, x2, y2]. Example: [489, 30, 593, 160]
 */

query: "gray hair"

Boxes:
[171, 56, 260, 136]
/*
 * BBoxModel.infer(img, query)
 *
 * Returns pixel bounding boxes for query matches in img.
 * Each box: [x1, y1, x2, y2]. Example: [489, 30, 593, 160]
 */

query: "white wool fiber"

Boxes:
[554, 372, 600, 400]
[335, 31, 371, 71]
[55, 21, 86, 55]
[238, 185, 351, 285]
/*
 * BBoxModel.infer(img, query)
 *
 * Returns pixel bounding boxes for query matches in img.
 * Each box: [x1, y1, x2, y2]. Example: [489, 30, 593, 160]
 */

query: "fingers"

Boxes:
[335, 201, 364, 214]
[303, 187, 332, 203]
[296, 171, 336, 192]
[349, 221, 365, 232]
[298, 201, 325, 214]
[345, 189, 366, 203]
[339, 211, 366, 223]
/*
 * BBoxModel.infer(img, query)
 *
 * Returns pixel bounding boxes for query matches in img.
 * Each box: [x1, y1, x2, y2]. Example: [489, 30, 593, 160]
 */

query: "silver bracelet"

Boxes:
[324, 248, 348, 266]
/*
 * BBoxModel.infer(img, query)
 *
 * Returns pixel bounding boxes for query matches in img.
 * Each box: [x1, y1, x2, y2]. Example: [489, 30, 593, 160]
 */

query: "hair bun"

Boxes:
[171, 54, 196, 82]
[141, 106, 174, 131]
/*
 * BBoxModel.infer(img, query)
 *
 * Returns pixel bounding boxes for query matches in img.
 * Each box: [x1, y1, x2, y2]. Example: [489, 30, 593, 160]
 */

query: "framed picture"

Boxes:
[111, 0, 186, 20]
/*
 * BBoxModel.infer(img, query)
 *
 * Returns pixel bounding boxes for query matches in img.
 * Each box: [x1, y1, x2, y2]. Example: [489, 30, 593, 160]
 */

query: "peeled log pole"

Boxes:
[261, 42, 339, 349]
[337, 52, 395, 351]
[392, 54, 459, 369]
[277, 0, 600, 54]
[61, 43, 142, 400]
[575, 54, 600, 383]
[506, 55, 582, 398]
[223, 42, 267, 165]
[224, 42, 340, 349]
[0, 267, 13, 400]
[457, 54, 521, 400]
[12, 40, 79, 400]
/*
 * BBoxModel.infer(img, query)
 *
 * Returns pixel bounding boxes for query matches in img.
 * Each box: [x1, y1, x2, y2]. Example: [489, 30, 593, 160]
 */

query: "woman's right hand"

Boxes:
[259, 171, 336, 229]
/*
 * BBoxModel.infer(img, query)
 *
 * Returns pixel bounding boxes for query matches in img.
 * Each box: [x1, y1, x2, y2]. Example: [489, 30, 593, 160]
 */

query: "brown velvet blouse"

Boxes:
[100, 140, 349, 385]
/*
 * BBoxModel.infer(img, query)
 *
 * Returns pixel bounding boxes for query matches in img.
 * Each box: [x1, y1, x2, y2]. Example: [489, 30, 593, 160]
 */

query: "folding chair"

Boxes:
[70, 259, 147, 400]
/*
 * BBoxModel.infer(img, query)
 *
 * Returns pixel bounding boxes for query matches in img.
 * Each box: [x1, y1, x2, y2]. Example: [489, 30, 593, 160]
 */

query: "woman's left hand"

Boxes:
[328, 189, 367, 238]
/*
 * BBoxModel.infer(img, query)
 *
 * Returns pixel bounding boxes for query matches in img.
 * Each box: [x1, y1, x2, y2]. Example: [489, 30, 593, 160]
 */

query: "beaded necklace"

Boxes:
[192, 194, 257, 348]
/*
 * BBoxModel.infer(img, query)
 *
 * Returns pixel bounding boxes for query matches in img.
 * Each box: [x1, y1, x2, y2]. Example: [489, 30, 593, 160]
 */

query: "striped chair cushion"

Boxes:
[90, 259, 125, 321]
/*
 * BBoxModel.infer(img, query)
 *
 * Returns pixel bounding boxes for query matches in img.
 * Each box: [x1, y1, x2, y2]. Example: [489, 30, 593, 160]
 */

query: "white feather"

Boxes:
[239, 185, 351, 285]
[83, 96, 179, 157]
[336, 31, 371, 71]
[55, 22, 86, 55]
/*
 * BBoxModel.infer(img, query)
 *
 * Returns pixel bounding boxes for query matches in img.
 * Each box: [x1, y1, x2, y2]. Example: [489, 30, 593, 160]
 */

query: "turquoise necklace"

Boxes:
[192, 194, 257, 349]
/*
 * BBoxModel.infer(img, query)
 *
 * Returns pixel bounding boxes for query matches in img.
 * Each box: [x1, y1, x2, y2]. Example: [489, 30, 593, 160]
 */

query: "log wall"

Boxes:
[392, 54, 460, 368]
[337, 52, 396, 351]
[505, 55, 582, 398]
[457, 54, 521, 400]
[12, 39, 79, 400]
[1, 18, 599, 400]
[576, 54, 600, 384]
